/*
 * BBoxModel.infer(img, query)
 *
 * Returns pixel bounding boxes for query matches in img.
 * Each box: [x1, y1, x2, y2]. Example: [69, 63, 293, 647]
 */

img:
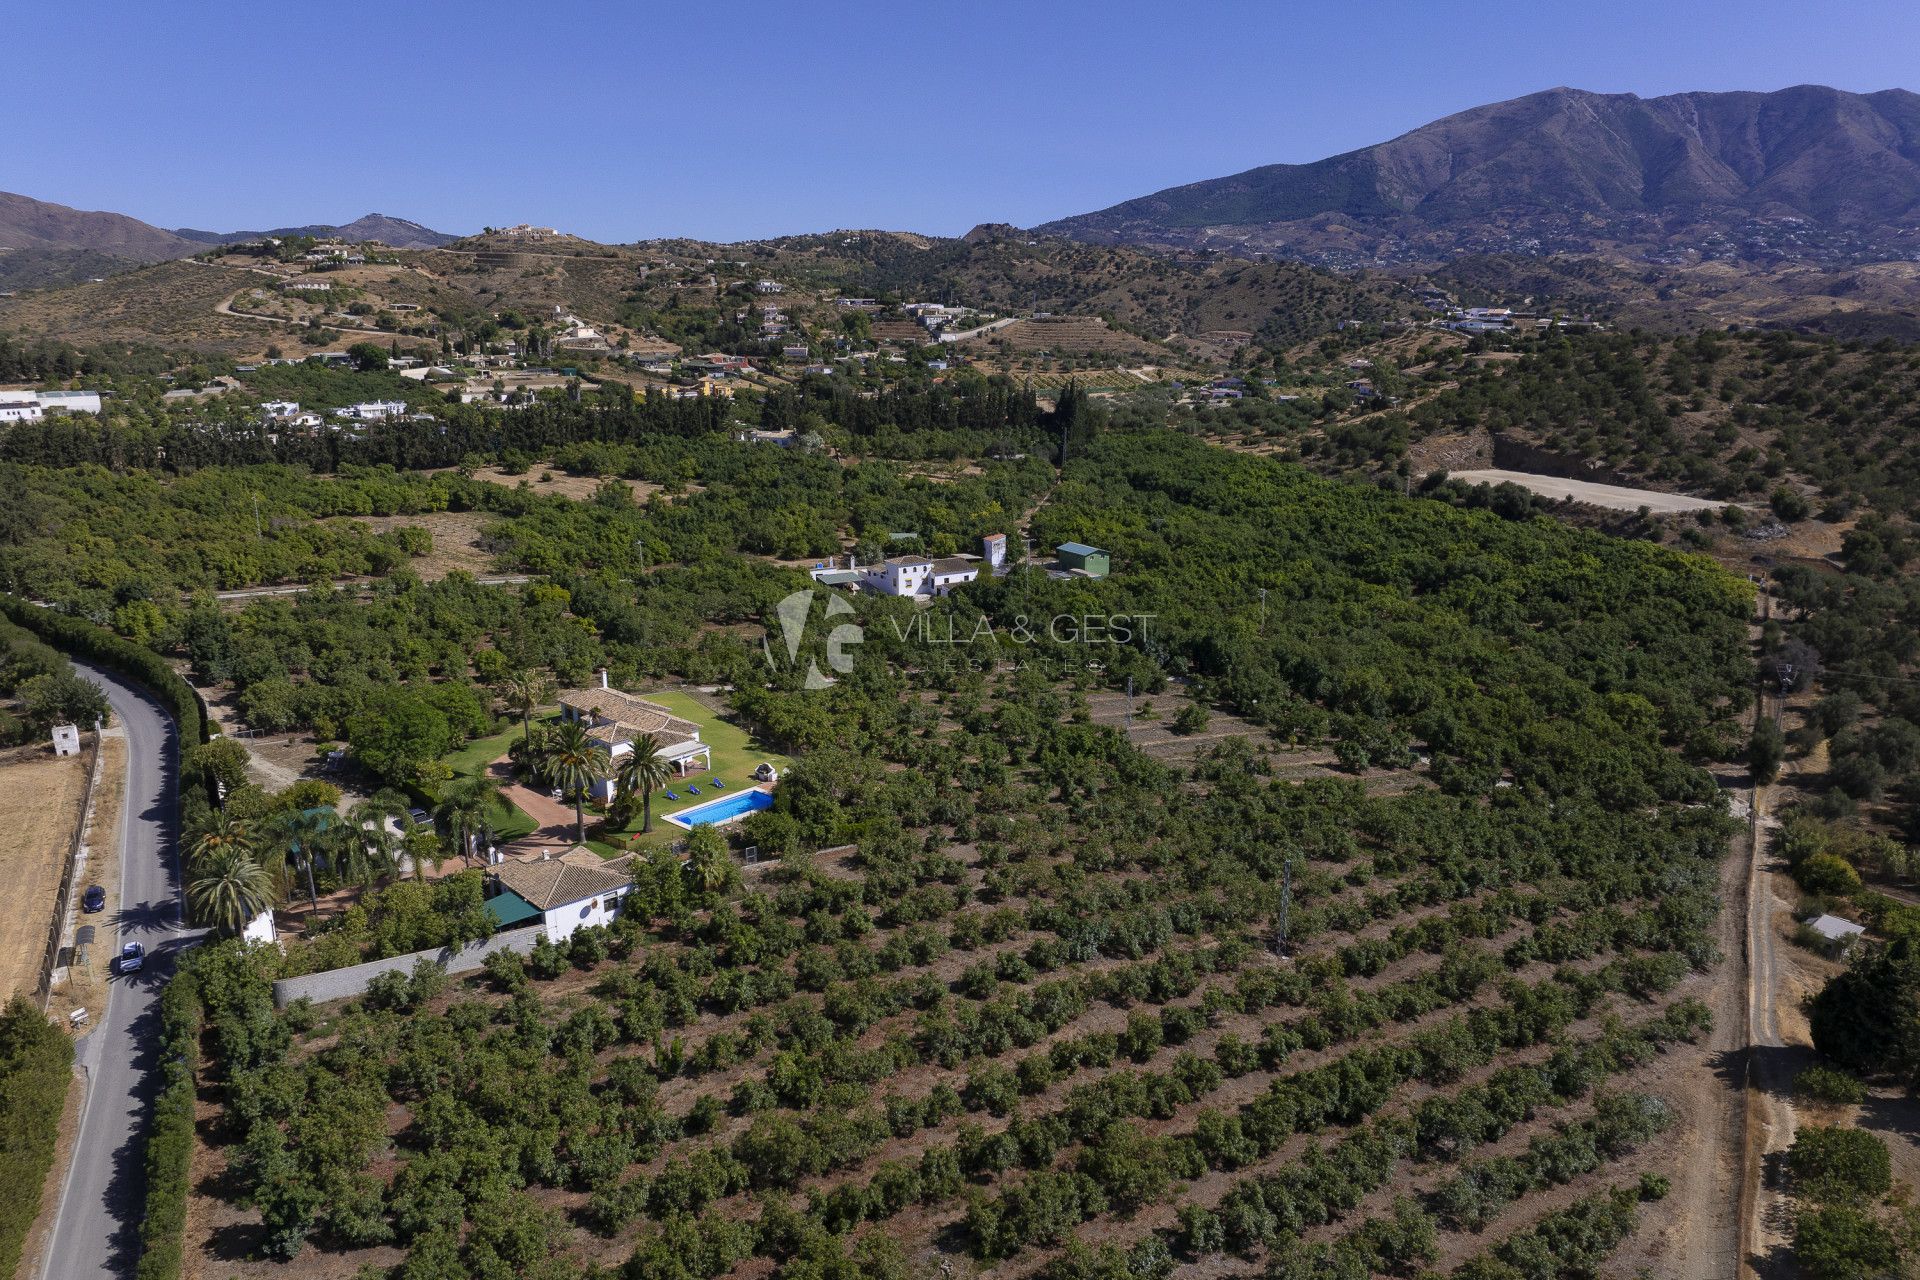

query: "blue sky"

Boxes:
[6, 0, 1915, 242]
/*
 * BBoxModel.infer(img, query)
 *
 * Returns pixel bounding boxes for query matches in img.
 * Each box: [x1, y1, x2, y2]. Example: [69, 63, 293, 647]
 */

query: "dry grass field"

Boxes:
[0, 740, 92, 1002]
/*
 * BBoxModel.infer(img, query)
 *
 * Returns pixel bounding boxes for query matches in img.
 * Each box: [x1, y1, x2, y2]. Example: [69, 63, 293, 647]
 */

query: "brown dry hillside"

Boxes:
[0, 260, 269, 350]
[0, 190, 196, 258]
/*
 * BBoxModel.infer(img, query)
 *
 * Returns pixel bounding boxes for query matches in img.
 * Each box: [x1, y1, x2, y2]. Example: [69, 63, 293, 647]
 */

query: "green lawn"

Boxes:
[438, 710, 560, 844]
[598, 690, 794, 853]
[443, 710, 559, 779]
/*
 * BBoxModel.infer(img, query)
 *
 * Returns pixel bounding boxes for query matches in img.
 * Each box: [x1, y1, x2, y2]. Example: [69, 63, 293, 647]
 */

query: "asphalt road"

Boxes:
[40, 661, 187, 1280]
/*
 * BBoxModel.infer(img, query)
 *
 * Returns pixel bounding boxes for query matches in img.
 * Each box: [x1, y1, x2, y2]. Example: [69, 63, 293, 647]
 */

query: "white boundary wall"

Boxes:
[270, 929, 539, 1006]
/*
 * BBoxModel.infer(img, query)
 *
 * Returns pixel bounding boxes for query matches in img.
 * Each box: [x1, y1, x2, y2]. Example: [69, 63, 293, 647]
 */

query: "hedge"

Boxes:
[0, 594, 207, 749]
[133, 971, 201, 1280]
[0, 996, 74, 1280]
[0, 597, 210, 1279]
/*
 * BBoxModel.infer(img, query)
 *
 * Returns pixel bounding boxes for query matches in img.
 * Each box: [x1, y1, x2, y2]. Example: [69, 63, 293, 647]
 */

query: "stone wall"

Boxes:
[270, 928, 539, 1007]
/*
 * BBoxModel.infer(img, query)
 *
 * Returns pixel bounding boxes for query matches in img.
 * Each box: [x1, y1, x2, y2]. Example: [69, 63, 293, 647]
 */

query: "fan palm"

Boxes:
[615, 733, 673, 834]
[498, 669, 556, 750]
[541, 720, 610, 844]
[187, 846, 276, 935]
[266, 806, 337, 911]
[342, 792, 405, 887]
[683, 825, 736, 896]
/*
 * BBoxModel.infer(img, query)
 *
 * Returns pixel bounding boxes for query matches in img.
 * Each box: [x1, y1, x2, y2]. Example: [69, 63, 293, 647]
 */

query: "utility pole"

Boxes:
[252, 493, 263, 541]
[1259, 588, 1268, 634]
[1125, 676, 1134, 734]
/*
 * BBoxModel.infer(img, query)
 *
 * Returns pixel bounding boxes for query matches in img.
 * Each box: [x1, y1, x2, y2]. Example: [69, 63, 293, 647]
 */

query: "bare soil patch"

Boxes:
[0, 741, 92, 1001]
[466, 465, 677, 504]
[327, 510, 497, 578]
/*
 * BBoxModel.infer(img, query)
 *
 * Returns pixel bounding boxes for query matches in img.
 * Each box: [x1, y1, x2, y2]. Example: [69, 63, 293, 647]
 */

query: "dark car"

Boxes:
[118, 941, 144, 974]
[82, 884, 106, 913]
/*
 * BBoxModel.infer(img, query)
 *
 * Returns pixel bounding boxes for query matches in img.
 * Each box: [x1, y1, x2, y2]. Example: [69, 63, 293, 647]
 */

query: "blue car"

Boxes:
[119, 941, 144, 974]
[82, 884, 106, 912]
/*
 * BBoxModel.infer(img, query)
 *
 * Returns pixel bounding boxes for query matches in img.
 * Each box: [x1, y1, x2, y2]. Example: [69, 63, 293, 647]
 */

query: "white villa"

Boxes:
[335, 400, 407, 421]
[558, 674, 712, 801]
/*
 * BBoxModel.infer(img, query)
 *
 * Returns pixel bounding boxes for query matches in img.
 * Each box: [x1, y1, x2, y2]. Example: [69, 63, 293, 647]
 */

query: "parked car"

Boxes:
[82, 884, 106, 912]
[406, 807, 435, 831]
[118, 941, 144, 973]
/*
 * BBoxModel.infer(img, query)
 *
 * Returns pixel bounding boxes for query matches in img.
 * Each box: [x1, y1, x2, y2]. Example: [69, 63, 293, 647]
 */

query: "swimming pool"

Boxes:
[665, 786, 774, 829]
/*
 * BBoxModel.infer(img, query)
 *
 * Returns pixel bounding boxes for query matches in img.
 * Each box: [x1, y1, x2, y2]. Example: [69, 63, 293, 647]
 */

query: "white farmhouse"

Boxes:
[488, 852, 632, 943]
[1, 389, 101, 419]
[862, 553, 933, 597]
[862, 553, 979, 598]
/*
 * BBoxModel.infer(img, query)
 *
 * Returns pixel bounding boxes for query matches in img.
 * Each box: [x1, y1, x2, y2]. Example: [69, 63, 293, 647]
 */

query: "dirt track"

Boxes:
[1442, 468, 1733, 513]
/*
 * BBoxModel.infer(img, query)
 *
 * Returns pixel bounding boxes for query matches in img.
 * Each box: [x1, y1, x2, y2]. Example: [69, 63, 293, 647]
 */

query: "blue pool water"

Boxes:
[667, 787, 774, 828]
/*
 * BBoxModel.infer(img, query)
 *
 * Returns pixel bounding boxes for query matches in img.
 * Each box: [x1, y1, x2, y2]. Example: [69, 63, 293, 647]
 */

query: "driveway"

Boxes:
[490, 759, 586, 855]
[40, 661, 189, 1280]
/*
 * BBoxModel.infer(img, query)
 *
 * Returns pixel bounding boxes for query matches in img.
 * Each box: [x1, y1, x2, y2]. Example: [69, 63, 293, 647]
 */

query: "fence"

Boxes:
[37, 729, 106, 1010]
[270, 929, 540, 1007]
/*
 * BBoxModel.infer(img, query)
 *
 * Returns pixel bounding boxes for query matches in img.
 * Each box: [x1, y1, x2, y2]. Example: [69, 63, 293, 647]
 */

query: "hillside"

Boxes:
[1039, 85, 1920, 267]
[172, 213, 458, 249]
[0, 227, 1410, 364]
[0, 190, 198, 258]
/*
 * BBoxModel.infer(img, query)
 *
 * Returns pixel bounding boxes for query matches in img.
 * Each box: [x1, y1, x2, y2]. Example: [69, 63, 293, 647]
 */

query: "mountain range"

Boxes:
[1038, 85, 1920, 266]
[170, 213, 457, 250]
[0, 192, 457, 288]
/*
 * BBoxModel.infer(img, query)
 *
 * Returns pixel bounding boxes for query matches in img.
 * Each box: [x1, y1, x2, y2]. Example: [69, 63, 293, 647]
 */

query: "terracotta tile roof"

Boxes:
[557, 687, 702, 743]
[493, 855, 631, 910]
[930, 556, 977, 575]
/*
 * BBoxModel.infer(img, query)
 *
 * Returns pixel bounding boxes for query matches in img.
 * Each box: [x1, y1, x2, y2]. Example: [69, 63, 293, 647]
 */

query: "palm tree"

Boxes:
[683, 826, 736, 896]
[267, 806, 336, 912]
[615, 733, 673, 834]
[187, 846, 276, 935]
[498, 669, 556, 750]
[437, 773, 503, 865]
[541, 720, 610, 845]
[342, 793, 405, 887]
[188, 809, 257, 870]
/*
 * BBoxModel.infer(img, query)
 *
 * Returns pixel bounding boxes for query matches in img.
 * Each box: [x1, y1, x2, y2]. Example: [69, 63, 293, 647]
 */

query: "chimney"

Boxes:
[597, 667, 609, 690]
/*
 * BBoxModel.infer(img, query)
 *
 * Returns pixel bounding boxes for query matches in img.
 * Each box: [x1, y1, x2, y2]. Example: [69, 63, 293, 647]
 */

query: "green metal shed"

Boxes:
[1055, 542, 1110, 578]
